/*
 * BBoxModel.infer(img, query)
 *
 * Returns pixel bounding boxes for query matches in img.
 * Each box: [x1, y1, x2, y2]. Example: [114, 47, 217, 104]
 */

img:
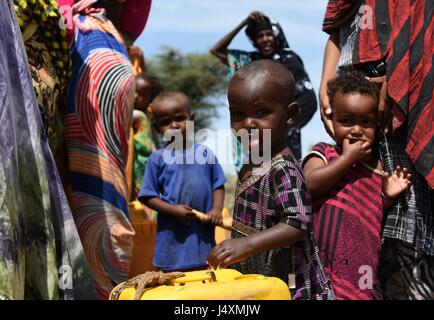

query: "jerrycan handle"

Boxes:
[172, 271, 217, 284]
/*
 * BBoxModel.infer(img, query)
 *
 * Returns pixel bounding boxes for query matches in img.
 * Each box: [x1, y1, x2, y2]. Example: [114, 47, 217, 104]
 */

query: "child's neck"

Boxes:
[271, 142, 290, 159]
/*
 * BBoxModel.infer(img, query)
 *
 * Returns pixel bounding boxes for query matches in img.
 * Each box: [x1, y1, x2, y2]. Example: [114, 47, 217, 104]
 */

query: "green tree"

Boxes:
[147, 46, 229, 128]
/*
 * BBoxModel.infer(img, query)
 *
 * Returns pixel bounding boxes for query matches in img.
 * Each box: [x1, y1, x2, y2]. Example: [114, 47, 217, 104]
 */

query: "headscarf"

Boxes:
[245, 17, 273, 40]
[120, 0, 152, 42]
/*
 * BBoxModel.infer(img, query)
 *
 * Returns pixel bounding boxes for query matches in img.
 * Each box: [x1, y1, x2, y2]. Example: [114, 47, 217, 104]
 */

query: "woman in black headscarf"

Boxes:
[210, 11, 317, 160]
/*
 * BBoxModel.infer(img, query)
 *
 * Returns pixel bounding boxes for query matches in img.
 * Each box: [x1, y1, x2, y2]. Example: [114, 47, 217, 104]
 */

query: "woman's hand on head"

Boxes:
[246, 11, 266, 24]
[207, 238, 254, 269]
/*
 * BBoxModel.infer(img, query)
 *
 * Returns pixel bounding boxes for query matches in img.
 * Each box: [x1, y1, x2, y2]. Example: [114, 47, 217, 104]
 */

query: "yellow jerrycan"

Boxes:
[110, 269, 291, 300]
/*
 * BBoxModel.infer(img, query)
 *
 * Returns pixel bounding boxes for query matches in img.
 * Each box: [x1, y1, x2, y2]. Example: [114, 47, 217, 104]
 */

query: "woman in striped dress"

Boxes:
[64, 0, 151, 299]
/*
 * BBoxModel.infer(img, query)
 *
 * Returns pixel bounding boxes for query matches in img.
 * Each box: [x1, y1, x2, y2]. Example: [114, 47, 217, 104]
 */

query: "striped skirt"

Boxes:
[65, 16, 136, 299]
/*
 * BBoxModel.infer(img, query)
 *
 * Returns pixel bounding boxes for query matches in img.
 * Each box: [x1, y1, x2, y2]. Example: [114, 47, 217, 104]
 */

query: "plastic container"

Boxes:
[111, 269, 291, 300]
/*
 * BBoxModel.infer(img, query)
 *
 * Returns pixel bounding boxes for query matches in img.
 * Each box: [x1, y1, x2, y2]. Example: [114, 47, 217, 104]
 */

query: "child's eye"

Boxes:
[361, 118, 376, 127]
[231, 111, 244, 119]
[157, 118, 171, 127]
[174, 114, 188, 122]
[339, 118, 353, 126]
[256, 109, 270, 117]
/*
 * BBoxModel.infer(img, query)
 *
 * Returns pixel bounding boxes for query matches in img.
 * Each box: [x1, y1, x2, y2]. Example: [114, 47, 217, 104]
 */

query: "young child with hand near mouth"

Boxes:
[302, 68, 412, 299]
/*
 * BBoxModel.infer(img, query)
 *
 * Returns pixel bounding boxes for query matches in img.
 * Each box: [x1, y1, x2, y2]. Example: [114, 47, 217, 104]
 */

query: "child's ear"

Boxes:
[189, 112, 195, 121]
[286, 102, 299, 125]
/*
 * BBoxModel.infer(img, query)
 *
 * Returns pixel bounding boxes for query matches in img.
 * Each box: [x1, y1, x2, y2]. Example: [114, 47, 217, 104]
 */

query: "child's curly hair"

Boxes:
[327, 67, 380, 105]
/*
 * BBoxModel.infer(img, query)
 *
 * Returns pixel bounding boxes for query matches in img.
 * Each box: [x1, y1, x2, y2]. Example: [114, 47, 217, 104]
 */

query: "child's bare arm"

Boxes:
[207, 223, 306, 269]
[142, 197, 196, 225]
[382, 166, 412, 210]
[303, 155, 350, 197]
[303, 139, 372, 196]
[207, 186, 225, 226]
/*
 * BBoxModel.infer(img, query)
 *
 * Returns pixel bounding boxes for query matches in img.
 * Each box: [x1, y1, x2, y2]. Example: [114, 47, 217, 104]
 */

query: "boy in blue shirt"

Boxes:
[138, 91, 226, 271]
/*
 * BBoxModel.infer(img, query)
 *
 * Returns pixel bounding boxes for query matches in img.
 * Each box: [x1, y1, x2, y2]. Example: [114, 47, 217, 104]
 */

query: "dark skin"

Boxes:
[134, 77, 153, 112]
[228, 77, 298, 158]
[141, 93, 224, 226]
[303, 92, 411, 210]
[151, 94, 194, 148]
[207, 74, 304, 269]
[128, 45, 147, 75]
[254, 29, 276, 58]
[210, 11, 276, 63]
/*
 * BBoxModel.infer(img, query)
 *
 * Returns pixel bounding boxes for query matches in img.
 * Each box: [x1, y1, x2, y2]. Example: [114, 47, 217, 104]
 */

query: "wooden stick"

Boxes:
[191, 209, 232, 230]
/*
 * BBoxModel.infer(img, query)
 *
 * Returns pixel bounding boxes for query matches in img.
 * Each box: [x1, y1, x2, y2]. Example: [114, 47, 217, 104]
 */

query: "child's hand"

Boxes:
[341, 138, 372, 166]
[382, 166, 412, 200]
[207, 238, 253, 269]
[207, 209, 223, 226]
[172, 204, 196, 225]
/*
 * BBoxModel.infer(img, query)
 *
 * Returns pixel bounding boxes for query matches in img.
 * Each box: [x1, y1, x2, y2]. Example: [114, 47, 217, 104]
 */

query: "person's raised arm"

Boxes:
[319, 29, 340, 137]
[210, 11, 265, 63]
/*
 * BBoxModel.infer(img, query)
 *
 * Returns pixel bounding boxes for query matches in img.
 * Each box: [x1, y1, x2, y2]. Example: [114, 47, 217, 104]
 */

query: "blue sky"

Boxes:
[135, 0, 334, 174]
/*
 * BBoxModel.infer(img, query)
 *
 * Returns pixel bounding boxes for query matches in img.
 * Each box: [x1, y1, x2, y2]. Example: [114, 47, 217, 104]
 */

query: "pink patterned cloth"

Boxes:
[306, 143, 384, 300]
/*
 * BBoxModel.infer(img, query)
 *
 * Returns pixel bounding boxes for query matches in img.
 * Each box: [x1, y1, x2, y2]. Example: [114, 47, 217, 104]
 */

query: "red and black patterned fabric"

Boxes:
[322, 0, 433, 188]
[306, 143, 384, 300]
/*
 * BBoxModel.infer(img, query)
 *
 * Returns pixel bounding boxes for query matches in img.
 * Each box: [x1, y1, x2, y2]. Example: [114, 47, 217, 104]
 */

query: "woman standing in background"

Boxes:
[210, 10, 317, 161]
